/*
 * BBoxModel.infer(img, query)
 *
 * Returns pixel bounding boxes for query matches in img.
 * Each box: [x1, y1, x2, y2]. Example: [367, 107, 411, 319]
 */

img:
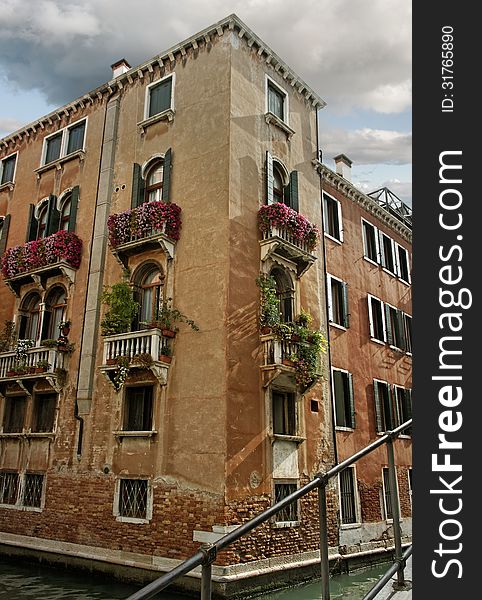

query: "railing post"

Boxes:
[386, 437, 404, 587]
[200, 543, 216, 600]
[318, 478, 330, 600]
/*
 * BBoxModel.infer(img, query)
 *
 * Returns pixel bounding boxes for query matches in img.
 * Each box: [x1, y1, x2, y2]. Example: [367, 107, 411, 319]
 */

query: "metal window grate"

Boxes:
[340, 468, 357, 524]
[274, 483, 298, 522]
[119, 479, 148, 519]
[0, 472, 19, 505]
[23, 473, 44, 508]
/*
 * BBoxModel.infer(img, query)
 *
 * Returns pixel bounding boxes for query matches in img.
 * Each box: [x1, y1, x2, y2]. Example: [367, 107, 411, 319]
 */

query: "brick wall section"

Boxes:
[357, 469, 412, 523]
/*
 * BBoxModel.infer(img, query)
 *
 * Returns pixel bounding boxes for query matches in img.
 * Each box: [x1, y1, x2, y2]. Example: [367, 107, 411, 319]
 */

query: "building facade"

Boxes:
[0, 14, 411, 596]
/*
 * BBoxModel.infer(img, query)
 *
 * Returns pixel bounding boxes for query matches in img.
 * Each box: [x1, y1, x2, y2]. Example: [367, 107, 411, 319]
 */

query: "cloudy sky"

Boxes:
[0, 0, 412, 204]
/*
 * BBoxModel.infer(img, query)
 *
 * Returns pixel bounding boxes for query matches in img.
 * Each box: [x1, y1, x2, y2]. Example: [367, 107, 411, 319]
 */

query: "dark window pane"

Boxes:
[149, 78, 172, 117]
[363, 222, 378, 261]
[333, 370, 352, 428]
[383, 468, 393, 519]
[3, 397, 27, 433]
[268, 84, 284, 120]
[124, 386, 153, 431]
[272, 392, 296, 435]
[340, 469, 357, 524]
[119, 479, 148, 519]
[45, 133, 62, 163]
[23, 474, 43, 507]
[1, 155, 16, 184]
[32, 395, 57, 432]
[0, 472, 19, 505]
[67, 121, 85, 154]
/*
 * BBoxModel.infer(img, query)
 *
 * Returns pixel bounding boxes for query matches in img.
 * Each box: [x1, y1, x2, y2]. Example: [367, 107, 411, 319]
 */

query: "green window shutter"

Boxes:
[288, 171, 299, 212]
[46, 194, 60, 236]
[26, 204, 38, 242]
[374, 382, 383, 433]
[68, 186, 79, 233]
[396, 309, 406, 350]
[131, 163, 145, 208]
[387, 385, 395, 429]
[342, 282, 350, 328]
[266, 151, 274, 204]
[162, 148, 172, 203]
[379, 231, 386, 266]
[0, 214, 11, 256]
[384, 304, 393, 345]
[348, 372, 355, 428]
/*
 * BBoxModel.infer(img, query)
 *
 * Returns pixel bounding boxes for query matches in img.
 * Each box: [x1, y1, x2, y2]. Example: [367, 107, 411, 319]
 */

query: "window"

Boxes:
[382, 467, 399, 521]
[267, 80, 287, 122]
[42, 119, 86, 165]
[145, 162, 164, 202]
[272, 391, 296, 436]
[0, 472, 19, 505]
[17, 292, 42, 342]
[3, 397, 27, 433]
[146, 76, 173, 119]
[362, 219, 379, 262]
[274, 482, 298, 523]
[118, 478, 149, 520]
[373, 380, 395, 432]
[270, 267, 294, 323]
[265, 153, 298, 210]
[31, 394, 57, 433]
[380, 232, 396, 273]
[1, 153, 17, 185]
[404, 314, 412, 354]
[339, 468, 359, 525]
[332, 369, 355, 429]
[133, 265, 165, 329]
[322, 193, 343, 242]
[124, 386, 154, 431]
[396, 244, 411, 283]
[327, 275, 349, 328]
[43, 287, 67, 340]
[394, 386, 412, 433]
[385, 304, 406, 350]
[22, 473, 44, 508]
[368, 295, 386, 342]
[36, 201, 49, 239]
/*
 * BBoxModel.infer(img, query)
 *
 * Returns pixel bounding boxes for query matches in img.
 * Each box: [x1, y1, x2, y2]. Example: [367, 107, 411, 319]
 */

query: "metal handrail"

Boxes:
[362, 545, 412, 600]
[127, 419, 412, 600]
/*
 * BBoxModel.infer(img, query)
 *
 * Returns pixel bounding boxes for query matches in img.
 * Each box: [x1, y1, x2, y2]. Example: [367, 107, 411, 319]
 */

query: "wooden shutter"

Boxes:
[384, 304, 393, 345]
[348, 372, 355, 428]
[367, 296, 374, 337]
[46, 194, 60, 236]
[337, 200, 344, 242]
[387, 385, 395, 429]
[0, 214, 11, 256]
[327, 275, 333, 322]
[131, 163, 144, 208]
[288, 171, 299, 212]
[396, 309, 406, 350]
[373, 381, 383, 433]
[162, 148, 172, 203]
[26, 204, 38, 242]
[342, 282, 349, 328]
[266, 151, 274, 204]
[379, 231, 386, 266]
[68, 186, 79, 233]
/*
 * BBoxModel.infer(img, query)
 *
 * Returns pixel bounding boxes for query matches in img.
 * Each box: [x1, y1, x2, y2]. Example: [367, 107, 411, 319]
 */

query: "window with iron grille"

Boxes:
[272, 391, 296, 436]
[123, 386, 153, 431]
[0, 472, 19, 505]
[22, 473, 44, 508]
[2, 397, 27, 433]
[118, 479, 149, 520]
[274, 482, 298, 523]
[31, 394, 57, 433]
[339, 468, 358, 524]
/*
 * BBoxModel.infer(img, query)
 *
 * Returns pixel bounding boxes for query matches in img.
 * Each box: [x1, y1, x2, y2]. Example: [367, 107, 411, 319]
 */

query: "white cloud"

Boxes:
[0, 117, 25, 137]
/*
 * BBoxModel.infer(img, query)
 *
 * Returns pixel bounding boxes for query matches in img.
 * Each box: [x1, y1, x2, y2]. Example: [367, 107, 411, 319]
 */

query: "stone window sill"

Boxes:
[35, 150, 85, 177]
[0, 181, 15, 192]
[138, 109, 175, 133]
[113, 430, 157, 438]
[264, 112, 295, 139]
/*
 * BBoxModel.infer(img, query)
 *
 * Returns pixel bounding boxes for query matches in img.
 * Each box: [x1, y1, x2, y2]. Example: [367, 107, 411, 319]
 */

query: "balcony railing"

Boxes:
[261, 334, 301, 368]
[0, 347, 64, 380]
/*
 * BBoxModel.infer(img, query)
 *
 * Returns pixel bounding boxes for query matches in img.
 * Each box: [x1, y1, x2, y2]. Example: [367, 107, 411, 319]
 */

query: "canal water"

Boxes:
[0, 557, 389, 599]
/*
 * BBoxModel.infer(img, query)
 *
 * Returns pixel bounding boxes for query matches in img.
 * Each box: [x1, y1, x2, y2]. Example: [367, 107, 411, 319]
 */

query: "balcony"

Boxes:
[257, 203, 319, 277]
[260, 333, 301, 389]
[101, 328, 173, 386]
[0, 346, 65, 391]
[108, 201, 181, 266]
[1, 230, 82, 295]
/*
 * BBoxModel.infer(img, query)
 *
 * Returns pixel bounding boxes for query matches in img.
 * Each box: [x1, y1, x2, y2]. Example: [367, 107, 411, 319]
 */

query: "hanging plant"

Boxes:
[256, 274, 280, 332]
[112, 356, 130, 391]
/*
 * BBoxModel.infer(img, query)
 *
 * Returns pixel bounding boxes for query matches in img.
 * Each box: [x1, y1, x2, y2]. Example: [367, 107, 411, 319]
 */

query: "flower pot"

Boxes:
[161, 329, 176, 338]
[6, 370, 16, 377]
[261, 326, 272, 335]
[282, 358, 295, 367]
[61, 326, 70, 336]
[159, 355, 172, 364]
[106, 358, 117, 366]
[291, 334, 301, 342]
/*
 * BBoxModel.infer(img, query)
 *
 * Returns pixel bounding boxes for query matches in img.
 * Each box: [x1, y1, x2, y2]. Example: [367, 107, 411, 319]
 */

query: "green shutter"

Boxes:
[387, 385, 395, 429]
[162, 148, 172, 203]
[266, 151, 274, 204]
[131, 163, 144, 208]
[0, 214, 11, 256]
[342, 282, 350, 328]
[384, 304, 393, 345]
[68, 186, 79, 233]
[379, 231, 386, 266]
[46, 194, 60, 236]
[26, 204, 37, 242]
[396, 309, 406, 350]
[348, 372, 355, 428]
[374, 382, 383, 433]
[289, 171, 299, 212]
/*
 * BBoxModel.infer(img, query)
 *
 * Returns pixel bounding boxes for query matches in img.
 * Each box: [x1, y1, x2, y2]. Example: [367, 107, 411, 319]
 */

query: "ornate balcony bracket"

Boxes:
[259, 234, 316, 278]
[15, 379, 32, 396]
[46, 376, 63, 394]
[100, 362, 169, 388]
[110, 233, 175, 267]
[3, 260, 77, 296]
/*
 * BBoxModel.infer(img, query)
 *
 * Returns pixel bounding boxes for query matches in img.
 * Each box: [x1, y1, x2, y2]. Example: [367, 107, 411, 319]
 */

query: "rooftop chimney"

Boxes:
[333, 154, 353, 182]
[111, 59, 131, 79]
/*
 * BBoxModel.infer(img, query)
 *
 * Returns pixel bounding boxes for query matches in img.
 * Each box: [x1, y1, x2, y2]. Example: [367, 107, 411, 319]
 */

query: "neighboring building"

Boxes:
[0, 14, 411, 597]
[318, 155, 412, 550]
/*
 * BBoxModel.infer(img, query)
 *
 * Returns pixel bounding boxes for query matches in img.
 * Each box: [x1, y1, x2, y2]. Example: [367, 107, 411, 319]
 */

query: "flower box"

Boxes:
[257, 203, 320, 252]
[159, 355, 172, 364]
[161, 328, 176, 338]
[282, 358, 295, 367]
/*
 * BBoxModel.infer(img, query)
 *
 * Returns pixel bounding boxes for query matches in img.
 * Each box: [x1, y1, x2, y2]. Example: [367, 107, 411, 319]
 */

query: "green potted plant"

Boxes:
[35, 359, 51, 373]
[132, 352, 154, 369]
[41, 339, 60, 348]
[0, 320, 16, 353]
[159, 343, 172, 364]
[256, 274, 280, 334]
[100, 271, 140, 336]
[147, 298, 199, 337]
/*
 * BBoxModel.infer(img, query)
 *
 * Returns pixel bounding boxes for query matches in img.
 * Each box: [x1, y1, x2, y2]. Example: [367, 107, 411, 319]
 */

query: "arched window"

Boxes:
[133, 264, 165, 329]
[273, 162, 287, 203]
[37, 202, 49, 239]
[43, 287, 67, 339]
[270, 267, 294, 323]
[145, 162, 164, 203]
[60, 193, 72, 231]
[18, 293, 42, 342]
